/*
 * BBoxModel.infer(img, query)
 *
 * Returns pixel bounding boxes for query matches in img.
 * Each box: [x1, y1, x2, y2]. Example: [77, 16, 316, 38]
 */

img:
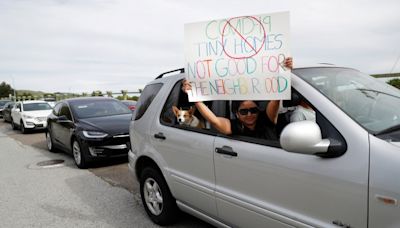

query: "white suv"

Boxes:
[11, 100, 53, 133]
[129, 67, 400, 227]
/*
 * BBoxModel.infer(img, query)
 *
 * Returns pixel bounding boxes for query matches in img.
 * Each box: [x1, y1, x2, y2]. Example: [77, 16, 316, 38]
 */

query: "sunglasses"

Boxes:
[238, 107, 259, 115]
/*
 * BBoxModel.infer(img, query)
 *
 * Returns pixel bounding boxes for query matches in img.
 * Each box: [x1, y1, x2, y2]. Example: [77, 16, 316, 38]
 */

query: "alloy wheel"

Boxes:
[143, 177, 163, 215]
[72, 141, 81, 165]
[46, 132, 53, 151]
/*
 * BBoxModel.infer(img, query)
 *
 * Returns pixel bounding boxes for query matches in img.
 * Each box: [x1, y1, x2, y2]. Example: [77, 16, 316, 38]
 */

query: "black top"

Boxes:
[230, 113, 277, 140]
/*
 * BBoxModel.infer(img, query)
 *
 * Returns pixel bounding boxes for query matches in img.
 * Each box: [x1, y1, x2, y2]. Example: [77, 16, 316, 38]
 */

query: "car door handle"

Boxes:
[154, 132, 166, 140]
[215, 146, 237, 157]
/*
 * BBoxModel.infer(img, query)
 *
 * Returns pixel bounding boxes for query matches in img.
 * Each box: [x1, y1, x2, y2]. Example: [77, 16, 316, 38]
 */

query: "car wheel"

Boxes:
[140, 167, 179, 225]
[46, 130, 56, 152]
[72, 139, 87, 169]
[11, 119, 17, 130]
[20, 121, 26, 134]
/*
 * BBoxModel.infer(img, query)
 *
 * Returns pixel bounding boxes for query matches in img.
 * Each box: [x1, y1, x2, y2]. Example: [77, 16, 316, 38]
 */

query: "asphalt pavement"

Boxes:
[0, 121, 211, 228]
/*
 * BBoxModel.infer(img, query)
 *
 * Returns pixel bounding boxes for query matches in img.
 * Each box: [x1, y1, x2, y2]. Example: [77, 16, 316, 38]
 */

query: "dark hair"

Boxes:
[231, 100, 260, 114]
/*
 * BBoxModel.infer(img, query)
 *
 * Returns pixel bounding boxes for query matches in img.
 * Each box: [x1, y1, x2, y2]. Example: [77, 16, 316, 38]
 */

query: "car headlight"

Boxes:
[82, 130, 108, 138]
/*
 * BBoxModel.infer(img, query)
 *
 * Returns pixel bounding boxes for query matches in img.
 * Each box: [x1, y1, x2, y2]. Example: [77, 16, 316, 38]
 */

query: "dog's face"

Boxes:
[172, 106, 195, 125]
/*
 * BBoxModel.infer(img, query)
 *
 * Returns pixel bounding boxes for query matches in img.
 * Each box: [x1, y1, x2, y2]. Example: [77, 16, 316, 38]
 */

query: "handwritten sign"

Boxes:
[184, 12, 291, 101]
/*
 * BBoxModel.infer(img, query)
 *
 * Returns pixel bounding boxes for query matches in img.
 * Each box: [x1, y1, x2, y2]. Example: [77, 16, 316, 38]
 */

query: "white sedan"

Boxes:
[11, 100, 53, 133]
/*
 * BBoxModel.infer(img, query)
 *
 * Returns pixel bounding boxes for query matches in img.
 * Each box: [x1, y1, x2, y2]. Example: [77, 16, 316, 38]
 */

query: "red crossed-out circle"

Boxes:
[221, 16, 267, 60]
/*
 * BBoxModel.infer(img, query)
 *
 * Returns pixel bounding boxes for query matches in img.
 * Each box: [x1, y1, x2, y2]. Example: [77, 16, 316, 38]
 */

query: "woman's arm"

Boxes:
[195, 102, 232, 135]
[266, 100, 280, 124]
[182, 80, 232, 134]
[266, 57, 293, 124]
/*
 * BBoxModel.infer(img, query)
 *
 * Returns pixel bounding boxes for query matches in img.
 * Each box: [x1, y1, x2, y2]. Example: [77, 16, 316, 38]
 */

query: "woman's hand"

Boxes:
[181, 79, 192, 94]
[284, 57, 293, 70]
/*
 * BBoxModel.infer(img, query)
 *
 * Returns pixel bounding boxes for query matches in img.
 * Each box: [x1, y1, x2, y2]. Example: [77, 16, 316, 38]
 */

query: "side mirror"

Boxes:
[15, 108, 21, 112]
[57, 115, 71, 123]
[280, 121, 330, 155]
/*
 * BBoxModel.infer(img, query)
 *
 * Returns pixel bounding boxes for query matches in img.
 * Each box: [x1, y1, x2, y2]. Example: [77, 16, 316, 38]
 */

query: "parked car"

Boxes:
[128, 67, 400, 227]
[46, 97, 132, 168]
[0, 100, 11, 118]
[2, 101, 15, 122]
[11, 100, 53, 133]
[121, 100, 137, 111]
[46, 101, 56, 108]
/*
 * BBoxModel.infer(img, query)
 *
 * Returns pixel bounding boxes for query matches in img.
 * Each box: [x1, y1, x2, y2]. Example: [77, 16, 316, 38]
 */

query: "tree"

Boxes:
[0, 81, 14, 98]
[116, 95, 139, 101]
[388, 78, 400, 89]
[91, 90, 103, 96]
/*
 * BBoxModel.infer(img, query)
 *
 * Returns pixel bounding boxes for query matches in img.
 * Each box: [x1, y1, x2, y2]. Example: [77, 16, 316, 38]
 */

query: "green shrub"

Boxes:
[388, 78, 400, 89]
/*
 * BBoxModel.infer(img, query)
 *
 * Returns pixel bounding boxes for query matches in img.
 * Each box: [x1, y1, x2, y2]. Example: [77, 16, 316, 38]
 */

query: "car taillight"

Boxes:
[128, 105, 136, 110]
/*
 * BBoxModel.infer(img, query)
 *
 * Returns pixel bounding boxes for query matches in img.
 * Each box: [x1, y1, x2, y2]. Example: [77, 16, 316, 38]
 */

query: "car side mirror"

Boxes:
[57, 115, 71, 123]
[15, 108, 21, 112]
[280, 121, 330, 155]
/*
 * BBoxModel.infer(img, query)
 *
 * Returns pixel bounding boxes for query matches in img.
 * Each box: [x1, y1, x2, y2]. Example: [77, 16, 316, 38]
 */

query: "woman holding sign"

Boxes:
[182, 57, 292, 139]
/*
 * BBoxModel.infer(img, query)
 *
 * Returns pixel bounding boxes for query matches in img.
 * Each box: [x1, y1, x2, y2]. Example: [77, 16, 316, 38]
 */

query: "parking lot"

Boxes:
[0, 120, 211, 228]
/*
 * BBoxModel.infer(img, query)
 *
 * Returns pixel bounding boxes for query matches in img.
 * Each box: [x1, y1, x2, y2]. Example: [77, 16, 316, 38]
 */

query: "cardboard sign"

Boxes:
[184, 12, 291, 101]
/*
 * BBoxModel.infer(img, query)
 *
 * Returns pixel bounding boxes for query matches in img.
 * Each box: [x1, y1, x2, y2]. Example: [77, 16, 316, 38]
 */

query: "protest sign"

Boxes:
[184, 11, 291, 101]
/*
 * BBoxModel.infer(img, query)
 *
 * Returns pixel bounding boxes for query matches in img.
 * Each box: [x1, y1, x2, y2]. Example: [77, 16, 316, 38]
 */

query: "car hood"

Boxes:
[77, 114, 132, 136]
[23, 110, 52, 117]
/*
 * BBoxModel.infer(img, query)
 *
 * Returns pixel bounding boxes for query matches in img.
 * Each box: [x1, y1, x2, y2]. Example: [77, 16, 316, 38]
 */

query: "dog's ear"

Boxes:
[172, 106, 180, 116]
[188, 106, 196, 115]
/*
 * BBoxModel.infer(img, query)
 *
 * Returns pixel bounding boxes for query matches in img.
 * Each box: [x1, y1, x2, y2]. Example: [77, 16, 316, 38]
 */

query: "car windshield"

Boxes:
[71, 99, 131, 119]
[294, 67, 400, 135]
[23, 103, 52, 111]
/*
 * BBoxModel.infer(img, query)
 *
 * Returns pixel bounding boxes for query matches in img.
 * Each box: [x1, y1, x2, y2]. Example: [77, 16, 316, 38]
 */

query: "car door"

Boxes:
[57, 103, 75, 149]
[4, 103, 12, 120]
[213, 80, 369, 228]
[48, 103, 63, 145]
[11, 102, 22, 125]
[149, 80, 219, 217]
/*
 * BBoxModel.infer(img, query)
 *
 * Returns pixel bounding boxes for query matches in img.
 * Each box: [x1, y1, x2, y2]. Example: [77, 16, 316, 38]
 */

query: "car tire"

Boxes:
[11, 119, 17, 130]
[72, 139, 88, 169]
[20, 121, 27, 134]
[46, 130, 57, 152]
[140, 167, 179, 225]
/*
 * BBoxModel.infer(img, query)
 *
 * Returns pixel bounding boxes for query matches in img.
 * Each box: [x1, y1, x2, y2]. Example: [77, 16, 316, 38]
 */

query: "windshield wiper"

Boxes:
[357, 88, 400, 99]
[376, 124, 400, 135]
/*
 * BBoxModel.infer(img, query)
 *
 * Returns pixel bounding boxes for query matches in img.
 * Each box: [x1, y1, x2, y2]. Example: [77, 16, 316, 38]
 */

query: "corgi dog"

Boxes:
[172, 106, 204, 128]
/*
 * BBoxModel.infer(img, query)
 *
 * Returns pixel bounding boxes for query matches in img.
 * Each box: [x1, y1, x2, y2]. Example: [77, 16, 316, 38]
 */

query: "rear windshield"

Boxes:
[0, 101, 10, 106]
[70, 99, 131, 119]
[23, 103, 52, 111]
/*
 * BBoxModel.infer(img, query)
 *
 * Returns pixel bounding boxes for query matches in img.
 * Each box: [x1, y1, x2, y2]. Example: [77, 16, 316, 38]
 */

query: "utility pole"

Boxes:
[10, 75, 16, 102]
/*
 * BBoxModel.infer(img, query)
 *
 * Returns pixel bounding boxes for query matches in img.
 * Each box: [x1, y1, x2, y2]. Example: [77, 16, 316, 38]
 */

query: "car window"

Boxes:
[53, 103, 63, 116]
[59, 104, 73, 121]
[222, 100, 281, 147]
[71, 99, 131, 119]
[219, 89, 346, 157]
[135, 83, 162, 120]
[5, 102, 14, 109]
[23, 103, 52, 111]
[160, 80, 220, 134]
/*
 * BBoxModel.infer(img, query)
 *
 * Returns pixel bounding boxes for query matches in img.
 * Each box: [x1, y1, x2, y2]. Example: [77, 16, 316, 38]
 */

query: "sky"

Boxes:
[0, 0, 399, 94]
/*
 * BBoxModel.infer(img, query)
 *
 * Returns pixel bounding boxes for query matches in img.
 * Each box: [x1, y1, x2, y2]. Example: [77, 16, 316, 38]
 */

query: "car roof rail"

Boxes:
[155, 68, 185, 79]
